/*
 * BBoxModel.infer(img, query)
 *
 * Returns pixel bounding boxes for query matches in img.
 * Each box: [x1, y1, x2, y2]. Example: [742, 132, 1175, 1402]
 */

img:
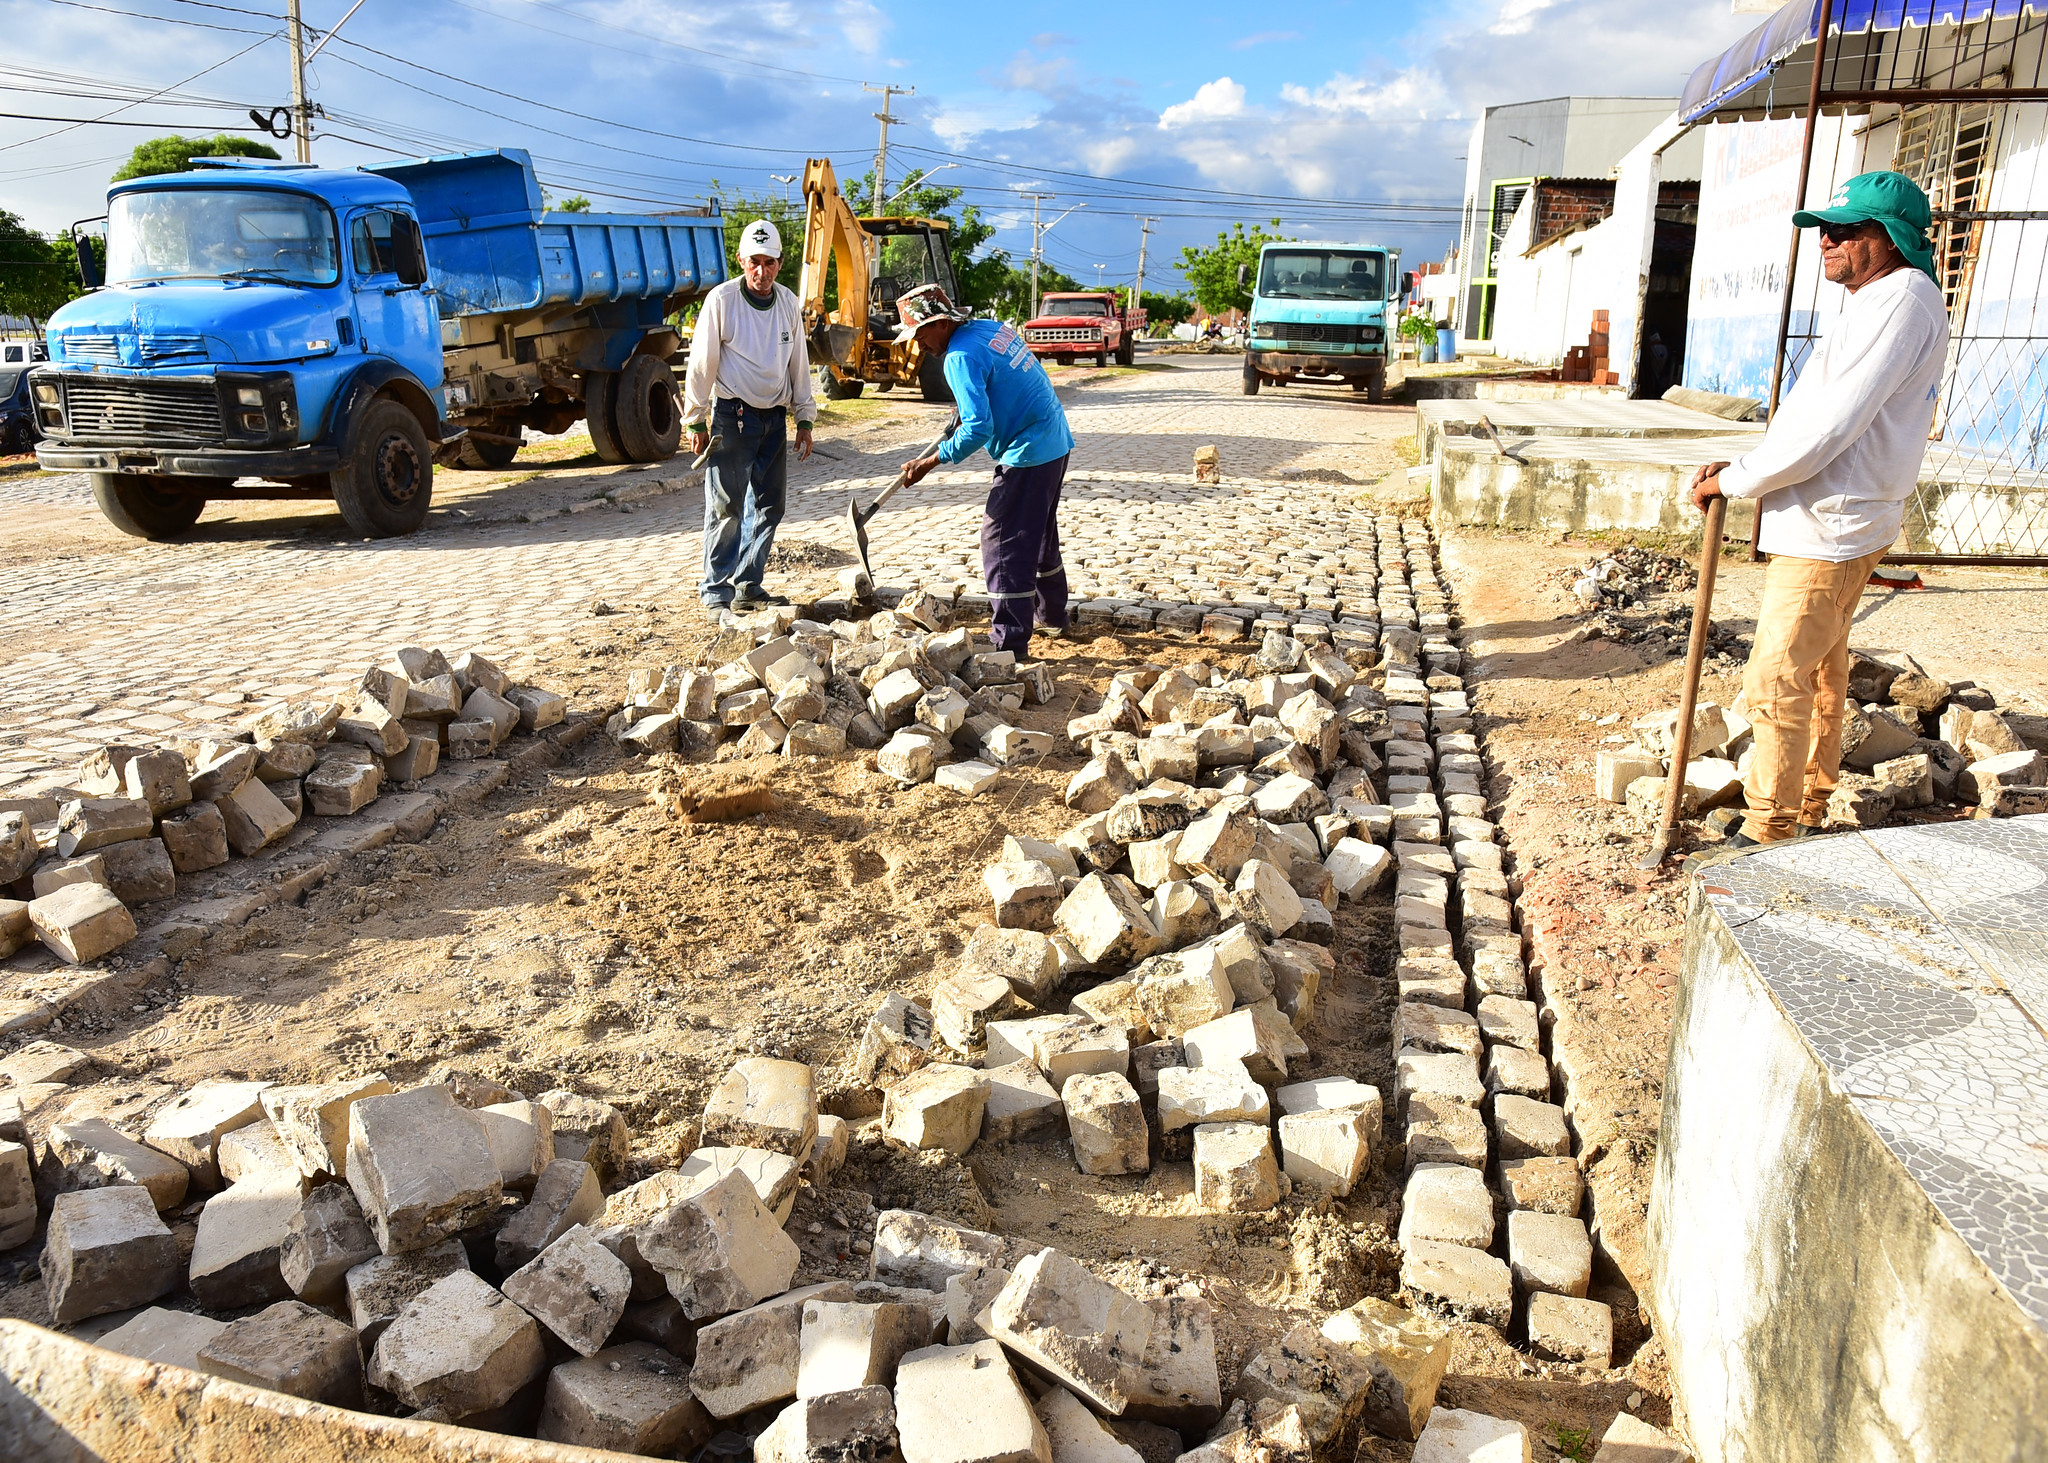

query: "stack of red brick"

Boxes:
[1559, 310, 1619, 386]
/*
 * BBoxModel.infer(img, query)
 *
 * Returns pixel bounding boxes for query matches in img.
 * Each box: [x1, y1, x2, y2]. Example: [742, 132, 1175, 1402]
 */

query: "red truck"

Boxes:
[1023, 292, 1146, 368]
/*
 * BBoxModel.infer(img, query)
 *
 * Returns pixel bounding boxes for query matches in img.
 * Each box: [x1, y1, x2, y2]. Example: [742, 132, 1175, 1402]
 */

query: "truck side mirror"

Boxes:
[71, 219, 105, 290]
[1236, 264, 1249, 288]
[394, 216, 429, 288]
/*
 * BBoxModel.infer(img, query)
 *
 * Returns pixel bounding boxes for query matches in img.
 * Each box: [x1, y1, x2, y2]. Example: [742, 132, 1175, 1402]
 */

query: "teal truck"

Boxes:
[1241, 241, 1399, 403]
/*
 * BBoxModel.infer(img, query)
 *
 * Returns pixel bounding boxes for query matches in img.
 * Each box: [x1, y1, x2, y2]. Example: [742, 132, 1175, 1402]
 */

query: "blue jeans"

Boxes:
[701, 398, 787, 606]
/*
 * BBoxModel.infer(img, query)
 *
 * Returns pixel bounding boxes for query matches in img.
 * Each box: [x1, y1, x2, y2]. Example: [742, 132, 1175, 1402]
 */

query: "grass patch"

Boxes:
[1552, 1425, 1596, 1461]
[1393, 436, 1422, 469]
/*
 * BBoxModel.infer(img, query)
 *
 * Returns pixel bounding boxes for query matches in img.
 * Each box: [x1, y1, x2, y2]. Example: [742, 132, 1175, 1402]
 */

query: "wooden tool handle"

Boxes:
[1655, 494, 1729, 844]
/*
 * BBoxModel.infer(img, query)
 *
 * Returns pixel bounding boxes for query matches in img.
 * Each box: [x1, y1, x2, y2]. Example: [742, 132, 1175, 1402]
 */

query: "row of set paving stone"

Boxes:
[1379, 525, 1610, 1369]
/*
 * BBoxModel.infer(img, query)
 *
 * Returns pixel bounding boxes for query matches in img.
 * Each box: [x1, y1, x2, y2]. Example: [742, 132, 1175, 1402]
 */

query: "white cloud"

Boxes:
[1279, 67, 1455, 118]
[1158, 78, 1247, 130]
[1490, 0, 1565, 36]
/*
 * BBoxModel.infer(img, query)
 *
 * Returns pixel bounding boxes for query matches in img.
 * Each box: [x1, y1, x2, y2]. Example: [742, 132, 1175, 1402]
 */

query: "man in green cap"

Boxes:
[1690, 171, 1949, 847]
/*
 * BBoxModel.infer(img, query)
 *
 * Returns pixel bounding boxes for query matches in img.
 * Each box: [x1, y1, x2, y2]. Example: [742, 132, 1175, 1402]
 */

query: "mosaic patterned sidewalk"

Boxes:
[1701, 815, 2048, 1331]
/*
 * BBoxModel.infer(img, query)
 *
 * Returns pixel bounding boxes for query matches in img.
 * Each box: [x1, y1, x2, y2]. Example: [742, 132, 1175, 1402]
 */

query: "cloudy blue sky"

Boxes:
[0, 0, 1765, 286]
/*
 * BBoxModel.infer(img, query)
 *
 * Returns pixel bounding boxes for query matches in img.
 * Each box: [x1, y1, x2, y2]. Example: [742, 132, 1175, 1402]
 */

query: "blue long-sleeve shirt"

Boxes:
[935, 320, 1074, 469]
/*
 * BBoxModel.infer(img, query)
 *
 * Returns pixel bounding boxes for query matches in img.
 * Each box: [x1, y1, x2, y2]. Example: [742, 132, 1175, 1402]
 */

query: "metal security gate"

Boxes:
[1760, 0, 2048, 566]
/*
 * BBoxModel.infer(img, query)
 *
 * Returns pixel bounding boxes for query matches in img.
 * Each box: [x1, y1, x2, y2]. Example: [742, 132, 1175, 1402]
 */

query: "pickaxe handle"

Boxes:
[854, 425, 954, 526]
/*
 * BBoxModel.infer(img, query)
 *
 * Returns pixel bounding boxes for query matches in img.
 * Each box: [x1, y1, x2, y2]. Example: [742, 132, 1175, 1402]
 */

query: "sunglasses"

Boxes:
[1818, 221, 1872, 243]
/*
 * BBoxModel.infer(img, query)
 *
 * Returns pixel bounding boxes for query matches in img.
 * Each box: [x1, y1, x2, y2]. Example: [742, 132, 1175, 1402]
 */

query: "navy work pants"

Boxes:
[981, 453, 1070, 655]
[700, 398, 787, 607]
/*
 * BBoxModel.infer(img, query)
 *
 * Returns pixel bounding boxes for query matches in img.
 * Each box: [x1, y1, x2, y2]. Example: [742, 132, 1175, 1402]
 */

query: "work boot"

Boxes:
[734, 591, 792, 611]
[1682, 832, 1763, 878]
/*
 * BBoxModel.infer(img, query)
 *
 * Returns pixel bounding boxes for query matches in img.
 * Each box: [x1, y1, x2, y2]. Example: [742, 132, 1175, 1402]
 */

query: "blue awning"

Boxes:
[1681, 0, 2042, 123]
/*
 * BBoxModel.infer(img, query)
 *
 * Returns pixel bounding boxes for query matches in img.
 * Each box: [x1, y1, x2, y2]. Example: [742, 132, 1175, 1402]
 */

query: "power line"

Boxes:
[0, 31, 275, 156]
[436, 0, 875, 87]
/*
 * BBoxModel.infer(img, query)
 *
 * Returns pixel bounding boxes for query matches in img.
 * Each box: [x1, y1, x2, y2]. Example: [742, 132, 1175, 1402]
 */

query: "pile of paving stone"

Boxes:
[1599, 648, 2047, 827]
[848, 520, 1608, 1380]
[0, 650, 567, 971]
[608, 593, 1057, 792]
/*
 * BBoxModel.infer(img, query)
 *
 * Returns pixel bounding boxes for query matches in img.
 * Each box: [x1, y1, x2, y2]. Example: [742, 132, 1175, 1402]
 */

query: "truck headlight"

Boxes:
[1253, 323, 1277, 339]
[237, 386, 264, 406]
[32, 382, 58, 405]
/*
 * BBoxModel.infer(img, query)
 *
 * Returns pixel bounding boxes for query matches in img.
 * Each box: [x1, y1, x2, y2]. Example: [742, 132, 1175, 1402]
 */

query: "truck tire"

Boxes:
[1115, 336, 1135, 367]
[333, 399, 433, 537]
[1242, 358, 1260, 396]
[1367, 365, 1385, 405]
[583, 371, 629, 463]
[918, 353, 953, 405]
[817, 365, 864, 401]
[1056, 354, 1073, 366]
[613, 355, 683, 462]
[91, 473, 209, 539]
[455, 431, 519, 469]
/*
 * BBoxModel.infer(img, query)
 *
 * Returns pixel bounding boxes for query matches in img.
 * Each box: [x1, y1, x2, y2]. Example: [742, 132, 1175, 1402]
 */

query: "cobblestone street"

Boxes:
[0, 354, 1410, 794]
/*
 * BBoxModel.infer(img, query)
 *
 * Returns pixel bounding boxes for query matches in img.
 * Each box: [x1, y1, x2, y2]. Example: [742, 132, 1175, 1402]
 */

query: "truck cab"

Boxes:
[1242, 242, 1398, 402]
[1024, 292, 1144, 368]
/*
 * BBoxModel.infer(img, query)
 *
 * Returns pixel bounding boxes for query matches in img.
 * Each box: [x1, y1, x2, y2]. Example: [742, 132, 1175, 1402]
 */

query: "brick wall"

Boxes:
[1529, 180, 1617, 253]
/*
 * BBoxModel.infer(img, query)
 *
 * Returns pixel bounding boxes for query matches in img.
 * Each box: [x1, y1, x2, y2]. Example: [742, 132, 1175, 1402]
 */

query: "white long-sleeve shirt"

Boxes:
[682, 278, 818, 426]
[1717, 267, 1949, 561]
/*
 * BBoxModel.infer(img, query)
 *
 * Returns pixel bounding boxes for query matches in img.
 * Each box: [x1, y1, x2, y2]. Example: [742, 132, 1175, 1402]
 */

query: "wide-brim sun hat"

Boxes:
[1792, 170, 1938, 281]
[893, 282, 970, 343]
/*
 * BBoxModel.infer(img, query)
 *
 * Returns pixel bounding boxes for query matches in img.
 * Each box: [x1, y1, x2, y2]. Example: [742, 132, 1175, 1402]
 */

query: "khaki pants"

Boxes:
[1740, 549, 1890, 842]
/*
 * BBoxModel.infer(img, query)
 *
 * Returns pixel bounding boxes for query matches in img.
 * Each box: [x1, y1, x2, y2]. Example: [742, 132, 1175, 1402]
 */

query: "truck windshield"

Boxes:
[1258, 250, 1384, 301]
[107, 188, 339, 287]
[1045, 298, 1110, 317]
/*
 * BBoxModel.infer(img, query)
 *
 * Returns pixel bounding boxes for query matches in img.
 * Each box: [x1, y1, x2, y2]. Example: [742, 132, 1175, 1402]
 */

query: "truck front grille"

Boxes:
[62, 377, 222, 445]
[63, 334, 122, 363]
[1260, 322, 1381, 345]
[1026, 327, 1103, 344]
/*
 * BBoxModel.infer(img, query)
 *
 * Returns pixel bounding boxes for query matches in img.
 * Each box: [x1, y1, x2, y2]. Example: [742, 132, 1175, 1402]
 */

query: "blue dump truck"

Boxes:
[29, 149, 726, 538]
[1241, 240, 1400, 404]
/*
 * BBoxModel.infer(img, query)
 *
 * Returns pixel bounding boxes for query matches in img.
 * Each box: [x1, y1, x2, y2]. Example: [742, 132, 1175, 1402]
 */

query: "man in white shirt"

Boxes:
[683, 219, 817, 612]
[1691, 171, 1950, 846]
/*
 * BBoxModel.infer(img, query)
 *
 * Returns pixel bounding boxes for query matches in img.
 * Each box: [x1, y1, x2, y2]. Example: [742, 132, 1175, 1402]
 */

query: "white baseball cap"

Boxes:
[739, 219, 782, 260]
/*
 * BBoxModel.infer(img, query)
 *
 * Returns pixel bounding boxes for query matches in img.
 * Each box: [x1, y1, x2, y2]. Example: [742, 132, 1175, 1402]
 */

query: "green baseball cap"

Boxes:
[1793, 171, 1938, 281]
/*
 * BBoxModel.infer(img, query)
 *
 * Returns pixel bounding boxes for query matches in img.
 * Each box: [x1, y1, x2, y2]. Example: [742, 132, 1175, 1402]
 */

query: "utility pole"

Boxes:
[864, 83, 913, 215]
[1023, 192, 1052, 318]
[1132, 216, 1155, 311]
[287, 0, 311, 163]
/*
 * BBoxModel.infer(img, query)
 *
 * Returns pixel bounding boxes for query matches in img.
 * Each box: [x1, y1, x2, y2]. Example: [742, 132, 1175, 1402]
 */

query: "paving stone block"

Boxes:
[1525, 1292, 1612, 1368]
[54, 797, 154, 858]
[986, 860, 1062, 932]
[1400, 1241, 1513, 1330]
[1062, 1072, 1148, 1176]
[1182, 1009, 1286, 1085]
[670, 1280, 840, 1416]
[502, 1222, 633, 1357]
[942, 1265, 1012, 1346]
[1398, 1163, 1493, 1249]
[1156, 1066, 1269, 1132]
[1497, 1156, 1583, 1217]
[1055, 874, 1164, 966]
[1193, 1122, 1281, 1213]
[1492, 1095, 1571, 1162]
[97, 1306, 230, 1372]
[187, 1174, 300, 1309]
[0, 1139, 33, 1249]
[496, 1157, 603, 1271]
[278, 1179, 378, 1305]
[1133, 950, 1235, 1039]
[798, 1297, 932, 1397]
[858, 995, 937, 1085]
[344, 1084, 501, 1253]
[218, 777, 296, 855]
[1237, 1321, 1376, 1450]
[475, 1099, 554, 1191]
[1277, 1105, 1371, 1197]
[41, 1117, 189, 1211]
[1396, 1002, 1483, 1059]
[44, 1185, 179, 1323]
[895, 1338, 1051, 1463]
[1411, 1407, 1530, 1462]
[1232, 858, 1302, 940]
[981, 1061, 1065, 1145]
[701, 1057, 818, 1158]
[1263, 940, 1330, 1028]
[193, 1298, 362, 1409]
[1403, 1094, 1489, 1173]
[1034, 1024, 1131, 1090]
[539, 1342, 710, 1452]
[26, 882, 135, 965]
[216, 1120, 303, 1190]
[638, 1167, 802, 1319]
[1175, 805, 1259, 879]
[369, 1268, 547, 1419]
[305, 756, 382, 815]
[935, 975, 1022, 1057]
[1318, 1298, 1451, 1443]
[1068, 978, 1151, 1046]
[1396, 1050, 1484, 1117]
[1591, 1414, 1690, 1462]
[872, 1211, 1014, 1291]
[535, 1089, 630, 1179]
[986, 1247, 1155, 1414]
[344, 1236, 471, 1351]
[883, 1064, 990, 1157]
[1505, 1210, 1591, 1298]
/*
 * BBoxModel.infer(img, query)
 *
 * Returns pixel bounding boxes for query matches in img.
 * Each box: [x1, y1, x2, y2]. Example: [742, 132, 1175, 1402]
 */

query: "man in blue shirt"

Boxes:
[896, 283, 1075, 655]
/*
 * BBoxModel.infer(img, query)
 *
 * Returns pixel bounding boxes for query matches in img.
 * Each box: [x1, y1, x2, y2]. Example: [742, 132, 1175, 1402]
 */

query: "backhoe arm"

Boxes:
[800, 157, 870, 378]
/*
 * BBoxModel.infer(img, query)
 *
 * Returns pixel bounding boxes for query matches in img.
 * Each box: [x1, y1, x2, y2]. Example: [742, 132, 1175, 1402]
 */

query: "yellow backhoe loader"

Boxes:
[799, 156, 958, 403]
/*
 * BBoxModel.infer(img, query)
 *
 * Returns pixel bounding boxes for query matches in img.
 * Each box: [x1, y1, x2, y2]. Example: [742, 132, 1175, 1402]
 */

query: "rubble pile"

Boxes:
[1599, 648, 2045, 828]
[0, 649, 569, 970]
[606, 591, 1055, 791]
[1561, 547, 1698, 610]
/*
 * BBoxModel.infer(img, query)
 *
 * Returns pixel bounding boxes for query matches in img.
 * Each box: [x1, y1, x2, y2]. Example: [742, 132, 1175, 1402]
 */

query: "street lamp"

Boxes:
[770, 173, 797, 205]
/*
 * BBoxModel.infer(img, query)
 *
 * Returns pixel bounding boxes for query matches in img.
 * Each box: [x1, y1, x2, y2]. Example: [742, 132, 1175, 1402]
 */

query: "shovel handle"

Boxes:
[1651, 493, 1729, 860]
[859, 428, 954, 522]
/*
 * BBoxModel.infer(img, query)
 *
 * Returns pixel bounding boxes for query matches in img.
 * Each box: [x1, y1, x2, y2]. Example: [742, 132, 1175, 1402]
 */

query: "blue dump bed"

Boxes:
[364, 149, 726, 319]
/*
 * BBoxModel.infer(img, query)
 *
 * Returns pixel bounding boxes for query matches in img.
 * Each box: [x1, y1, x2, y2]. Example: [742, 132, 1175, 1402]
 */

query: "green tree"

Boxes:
[0, 209, 79, 323]
[557, 195, 592, 213]
[1111, 286, 1196, 328]
[706, 179, 806, 274]
[112, 134, 280, 182]
[1176, 220, 1292, 316]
